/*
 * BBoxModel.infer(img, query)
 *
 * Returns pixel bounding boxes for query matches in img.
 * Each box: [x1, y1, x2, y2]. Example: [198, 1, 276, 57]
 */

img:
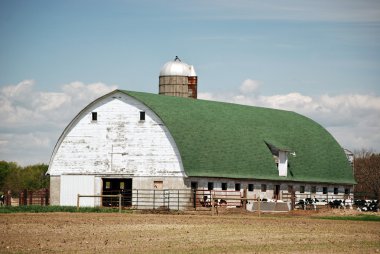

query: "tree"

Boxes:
[0, 161, 49, 194]
[354, 149, 380, 200]
[0, 161, 21, 193]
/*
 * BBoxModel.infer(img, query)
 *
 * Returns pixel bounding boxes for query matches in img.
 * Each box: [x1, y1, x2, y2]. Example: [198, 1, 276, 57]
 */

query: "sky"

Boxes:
[0, 0, 379, 165]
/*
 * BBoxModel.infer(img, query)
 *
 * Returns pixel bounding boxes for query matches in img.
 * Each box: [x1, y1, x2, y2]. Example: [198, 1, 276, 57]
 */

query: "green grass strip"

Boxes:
[0, 205, 132, 213]
[315, 214, 380, 222]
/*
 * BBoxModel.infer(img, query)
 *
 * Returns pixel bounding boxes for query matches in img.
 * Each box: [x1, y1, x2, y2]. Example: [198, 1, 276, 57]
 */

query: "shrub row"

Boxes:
[0, 205, 131, 213]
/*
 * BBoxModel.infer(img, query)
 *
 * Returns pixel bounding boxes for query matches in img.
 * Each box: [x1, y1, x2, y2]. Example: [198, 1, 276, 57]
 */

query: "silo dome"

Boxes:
[159, 56, 196, 77]
[159, 56, 198, 99]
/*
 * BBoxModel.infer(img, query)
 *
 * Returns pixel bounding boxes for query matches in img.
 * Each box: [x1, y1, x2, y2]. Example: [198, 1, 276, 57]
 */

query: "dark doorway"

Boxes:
[274, 185, 280, 200]
[102, 178, 132, 207]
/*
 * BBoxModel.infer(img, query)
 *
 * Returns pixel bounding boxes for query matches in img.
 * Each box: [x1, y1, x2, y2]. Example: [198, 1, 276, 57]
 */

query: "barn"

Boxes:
[47, 57, 355, 209]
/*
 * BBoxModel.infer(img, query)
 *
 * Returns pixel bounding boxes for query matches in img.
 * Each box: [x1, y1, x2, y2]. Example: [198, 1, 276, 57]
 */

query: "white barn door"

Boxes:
[60, 175, 95, 207]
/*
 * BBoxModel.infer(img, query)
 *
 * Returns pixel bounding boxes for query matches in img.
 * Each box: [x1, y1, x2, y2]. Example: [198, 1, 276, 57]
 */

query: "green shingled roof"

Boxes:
[123, 90, 355, 185]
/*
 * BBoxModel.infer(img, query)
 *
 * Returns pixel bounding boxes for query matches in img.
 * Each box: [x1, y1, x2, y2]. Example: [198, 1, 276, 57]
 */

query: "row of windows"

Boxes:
[91, 111, 146, 121]
[198, 182, 263, 192]
[192, 181, 350, 194]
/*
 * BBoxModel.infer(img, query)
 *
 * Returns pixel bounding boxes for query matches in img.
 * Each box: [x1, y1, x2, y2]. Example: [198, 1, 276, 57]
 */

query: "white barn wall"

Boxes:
[48, 92, 188, 205]
[48, 91, 185, 177]
[60, 175, 95, 206]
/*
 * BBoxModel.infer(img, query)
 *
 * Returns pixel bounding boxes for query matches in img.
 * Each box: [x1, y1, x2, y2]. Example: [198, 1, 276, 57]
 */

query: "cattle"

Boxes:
[0, 194, 4, 206]
[296, 198, 318, 210]
[355, 199, 379, 212]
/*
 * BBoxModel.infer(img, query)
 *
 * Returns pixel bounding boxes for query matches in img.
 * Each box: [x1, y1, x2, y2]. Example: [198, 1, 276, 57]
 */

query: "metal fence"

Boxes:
[1, 189, 49, 206]
[19, 189, 49, 206]
[79, 189, 194, 210]
[194, 190, 243, 209]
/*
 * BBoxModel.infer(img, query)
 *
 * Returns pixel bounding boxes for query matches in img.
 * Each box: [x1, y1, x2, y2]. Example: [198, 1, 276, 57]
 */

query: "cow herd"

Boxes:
[296, 198, 379, 212]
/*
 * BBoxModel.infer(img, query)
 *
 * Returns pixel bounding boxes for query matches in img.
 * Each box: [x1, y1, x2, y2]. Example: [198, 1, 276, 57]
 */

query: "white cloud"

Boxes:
[239, 79, 260, 94]
[0, 80, 117, 165]
[199, 80, 380, 152]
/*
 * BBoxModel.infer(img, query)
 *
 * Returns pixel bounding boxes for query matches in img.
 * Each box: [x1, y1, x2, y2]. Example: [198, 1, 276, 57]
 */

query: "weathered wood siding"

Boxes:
[48, 91, 185, 177]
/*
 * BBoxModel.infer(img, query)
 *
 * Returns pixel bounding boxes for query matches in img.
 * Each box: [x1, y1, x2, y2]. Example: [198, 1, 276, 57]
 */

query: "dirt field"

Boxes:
[0, 210, 379, 253]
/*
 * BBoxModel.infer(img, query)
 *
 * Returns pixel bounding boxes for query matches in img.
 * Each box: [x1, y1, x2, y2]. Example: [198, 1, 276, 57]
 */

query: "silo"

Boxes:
[159, 56, 198, 99]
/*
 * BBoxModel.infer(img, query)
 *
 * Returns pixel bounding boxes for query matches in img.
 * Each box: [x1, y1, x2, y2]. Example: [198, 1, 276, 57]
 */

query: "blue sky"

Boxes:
[0, 0, 380, 165]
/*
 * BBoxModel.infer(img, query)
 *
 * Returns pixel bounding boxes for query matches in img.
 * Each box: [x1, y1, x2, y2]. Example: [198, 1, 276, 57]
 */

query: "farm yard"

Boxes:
[0, 210, 379, 253]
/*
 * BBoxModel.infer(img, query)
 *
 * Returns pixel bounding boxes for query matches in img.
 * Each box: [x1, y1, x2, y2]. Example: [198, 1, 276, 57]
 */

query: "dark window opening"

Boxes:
[323, 187, 328, 194]
[140, 111, 145, 121]
[311, 186, 316, 194]
[92, 112, 97, 121]
[221, 182, 227, 191]
[300, 186, 305, 193]
[248, 184, 254, 192]
[334, 187, 338, 195]
[191, 181, 198, 190]
[235, 183, 241, 191]
[344, 188, 350, 195]
[261, 184, 267, 192]
[208, 182, 214, 190]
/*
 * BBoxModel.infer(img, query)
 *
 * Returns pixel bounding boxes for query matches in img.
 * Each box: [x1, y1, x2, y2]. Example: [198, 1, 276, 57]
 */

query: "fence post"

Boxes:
[153, 190, 155, 210]
[136, 189, 138, 209]
[45, 189, 49, 206]
[77, 194, 80, 211]
[168, 191, 170, 210]
[29, 190, 33, 205]
[119, 194, 122, 213]
[258, 197, 261, 217]
[211, 192, 214, 216]
[193, 190, 196, 209]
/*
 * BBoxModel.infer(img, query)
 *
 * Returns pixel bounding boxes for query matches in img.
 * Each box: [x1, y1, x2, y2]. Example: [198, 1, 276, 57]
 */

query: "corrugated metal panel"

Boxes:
[60, 175, 95, 207]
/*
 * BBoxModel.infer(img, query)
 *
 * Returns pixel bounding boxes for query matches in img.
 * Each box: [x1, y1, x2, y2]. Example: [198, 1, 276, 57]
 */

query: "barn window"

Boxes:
[248, 184, 254, 192]
[154, 181, 163, 190]
[92, 112, 97, 121]
[261, 184, 267, 192]
[140, 111, 145, 121]
[334, 187, 338, 195]
[323, 187, 328, 194]
[105, 181, 110, 189]
[311, 186, 316, 193]
[191, 181, 198, 190]
[208, 182, 214, 190]
[300, 186, 305, 193]
[120, 182, 125, 190]
[221, 182, 227, 191]
[235, 183, 241, 191]
[344, 188, 350, 195]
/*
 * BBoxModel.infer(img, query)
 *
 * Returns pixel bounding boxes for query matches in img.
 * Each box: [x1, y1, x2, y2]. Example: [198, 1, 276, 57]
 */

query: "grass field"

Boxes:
[0, 210, 379, 253]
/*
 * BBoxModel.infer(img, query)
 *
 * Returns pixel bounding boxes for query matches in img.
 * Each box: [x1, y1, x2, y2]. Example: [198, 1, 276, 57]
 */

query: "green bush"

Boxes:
[0, 205, 131, 213]
[316, 214, 380, 222]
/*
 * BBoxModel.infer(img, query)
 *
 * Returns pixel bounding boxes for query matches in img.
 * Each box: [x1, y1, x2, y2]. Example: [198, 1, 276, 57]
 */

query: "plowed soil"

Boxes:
[0, 210, 379, 253]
